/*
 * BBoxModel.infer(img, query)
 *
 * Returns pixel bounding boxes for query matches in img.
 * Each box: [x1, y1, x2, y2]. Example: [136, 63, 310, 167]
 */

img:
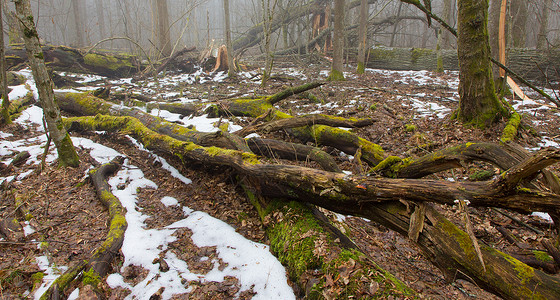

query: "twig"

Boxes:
[458, 199, 486, 272]
[492, 207, 543, 235]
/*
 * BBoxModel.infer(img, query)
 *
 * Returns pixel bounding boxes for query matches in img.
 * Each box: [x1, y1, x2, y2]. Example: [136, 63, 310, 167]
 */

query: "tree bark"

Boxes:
[71, 0, 85, 47]
[14, 0, 80, 167]
[537, 0, 551, 49]
[153, 0, 172, 57]
[356, 0, 368, 74]
[328, 0, 345, 81]
[0, 5, 10, 126]
[456, 0, 505, 127]
[223, 0, 236, 77]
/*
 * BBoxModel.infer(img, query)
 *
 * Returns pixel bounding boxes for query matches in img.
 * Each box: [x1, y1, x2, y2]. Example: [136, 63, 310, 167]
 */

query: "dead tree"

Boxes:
[57, 82, 560, 299]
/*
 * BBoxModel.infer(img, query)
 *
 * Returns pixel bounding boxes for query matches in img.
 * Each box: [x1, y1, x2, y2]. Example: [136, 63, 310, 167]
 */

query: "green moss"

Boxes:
[83, 53, 133, 71]
[500, 112, 521, 143]
[370, 156, 402, 175]
[327, 69, 345, 81]
[468, 170, 494, 181]
[267, 201, 323, 279]
[82, 268, 101, 286]
[532, 250, 553, 263]
[54, 133, 80, 167]
[356, 62, 365, 74]
[404, 124, 417, 132]
[25, 213, 33, 221]
[31, 272, 44, 285]
[502, 253, 535, 285]
[410, 48, 432, 64]
[369, 103, 377, 111]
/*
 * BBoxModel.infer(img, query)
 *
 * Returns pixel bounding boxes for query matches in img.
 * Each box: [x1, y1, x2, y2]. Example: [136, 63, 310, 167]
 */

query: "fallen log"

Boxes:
[64, 114, 560, 299]
[6, 45, 142, 78]
[366, 47, 560, 82]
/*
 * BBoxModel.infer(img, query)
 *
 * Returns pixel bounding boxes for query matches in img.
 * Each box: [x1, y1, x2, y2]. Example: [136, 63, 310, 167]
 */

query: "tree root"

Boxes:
[39, 157, 127, 299]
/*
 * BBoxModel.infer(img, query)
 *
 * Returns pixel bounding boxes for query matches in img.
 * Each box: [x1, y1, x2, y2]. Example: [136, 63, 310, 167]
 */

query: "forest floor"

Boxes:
[1, 56, 559, 299]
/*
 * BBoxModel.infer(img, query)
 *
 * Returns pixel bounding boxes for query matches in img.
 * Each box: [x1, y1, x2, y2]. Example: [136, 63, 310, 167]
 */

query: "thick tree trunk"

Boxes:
[14, 0, 79, 167]
[6, 45, 142, 78]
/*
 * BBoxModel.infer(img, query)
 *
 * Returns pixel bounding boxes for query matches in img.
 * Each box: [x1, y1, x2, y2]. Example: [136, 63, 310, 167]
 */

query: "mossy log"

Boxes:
[6, 45, 142, 78]
[209, 83, 386, 165]
[366, 47, 560, 82]
[235, 113, 376, 137]
[40, 157, 127, 299]
[64, 114, 560, 299]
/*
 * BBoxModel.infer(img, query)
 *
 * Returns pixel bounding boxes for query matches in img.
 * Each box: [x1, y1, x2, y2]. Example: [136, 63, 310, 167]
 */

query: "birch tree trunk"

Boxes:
[14, 0, 80, 167]
[456, 0, 506, 127]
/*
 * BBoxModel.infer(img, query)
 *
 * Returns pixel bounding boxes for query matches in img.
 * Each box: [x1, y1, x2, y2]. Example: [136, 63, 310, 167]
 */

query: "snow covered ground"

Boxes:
[1, 67, 557, 298]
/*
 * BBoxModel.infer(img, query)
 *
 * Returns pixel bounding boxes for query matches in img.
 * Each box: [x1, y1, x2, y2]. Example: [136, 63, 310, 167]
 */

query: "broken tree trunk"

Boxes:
[6, 45, 142, 78]
[63, 114, 560, 299]
[366, 47, 560, 82]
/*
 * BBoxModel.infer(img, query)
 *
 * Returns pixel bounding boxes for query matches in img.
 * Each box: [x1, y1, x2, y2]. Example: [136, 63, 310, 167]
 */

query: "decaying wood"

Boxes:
[64, 114, 560, 299]
[366, 47, 560, 82]
[235, 114, 375, 137]
[6, 45, 142, 77]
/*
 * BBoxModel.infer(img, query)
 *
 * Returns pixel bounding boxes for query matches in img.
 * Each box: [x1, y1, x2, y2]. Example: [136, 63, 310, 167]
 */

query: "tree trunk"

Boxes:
[14, 0, 80, 167]
[356, 0, 368, 74]
[440, 0, 455, 49]
[510, 0, 527, 48]
[96, 0, 106, 41]
[153, 0, 172, 57]
[537, 0, 551, 49]
[6, 45, 142, 78]
[456, 0, 506, 127]
[71, 0, 85, 47]
[0, 6, 10, 126]
[223, 0, 235, 77]
[328, 0, 345, 81]
[488, 0, 503, 88]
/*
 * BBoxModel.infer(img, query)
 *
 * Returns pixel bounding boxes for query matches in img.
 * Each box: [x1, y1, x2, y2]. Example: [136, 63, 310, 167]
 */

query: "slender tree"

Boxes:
[455, 0, 506, 126]
[328, 0, 345, 81]
[223, 0, 236, 77]
[356, 0, 368, 74]
[537, 0, 551, 49]
[72, 0, 85, 47]
[0, 5, 10, 125]
[14, 0, 80, 167]
[96, 0, 106, 41]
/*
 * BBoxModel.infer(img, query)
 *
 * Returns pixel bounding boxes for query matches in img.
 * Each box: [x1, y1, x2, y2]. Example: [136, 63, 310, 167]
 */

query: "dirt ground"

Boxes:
[1, 58, 559, 299]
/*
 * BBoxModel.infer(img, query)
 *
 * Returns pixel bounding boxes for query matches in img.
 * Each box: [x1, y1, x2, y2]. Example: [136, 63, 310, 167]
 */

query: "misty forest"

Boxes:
[1, 0, 560, 299]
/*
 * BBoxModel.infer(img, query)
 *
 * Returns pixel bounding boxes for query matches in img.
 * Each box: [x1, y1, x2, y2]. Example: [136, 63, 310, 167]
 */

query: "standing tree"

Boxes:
[328, 0, 345, 81]
[223, 0, 236, 77]
[71, 0, 85, 47]
[96, 0, 106, 41]
[510, 0, 527, 48]
[0, 5, 10, 125]
[455, 0, 506, 126]
[356, 0, 368, 74]
[153, 0, 172, 57]
[536, 0, 551, 49]
[14, 0, 80, 167]
[261, 0, 277, 86]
